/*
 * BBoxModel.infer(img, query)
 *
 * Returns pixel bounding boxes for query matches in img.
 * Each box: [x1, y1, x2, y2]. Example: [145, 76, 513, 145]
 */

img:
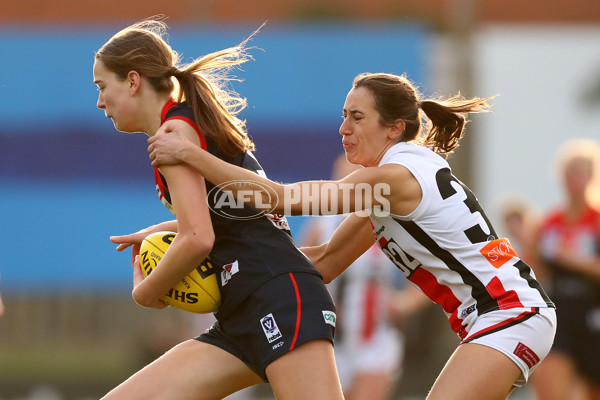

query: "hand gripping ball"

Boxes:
[139, 231, 221, 313]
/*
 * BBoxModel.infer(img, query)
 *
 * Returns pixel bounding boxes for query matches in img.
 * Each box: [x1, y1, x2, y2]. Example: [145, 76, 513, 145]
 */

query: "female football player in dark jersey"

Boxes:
[149, 72, 557, 400]
[93, 18, 342, 400]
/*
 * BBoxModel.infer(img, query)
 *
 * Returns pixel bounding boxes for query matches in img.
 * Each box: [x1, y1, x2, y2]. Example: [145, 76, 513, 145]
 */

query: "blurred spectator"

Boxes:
[498, 195, 539, 266]
[531, 139, 600, 400]
[301, 154, 427, 400]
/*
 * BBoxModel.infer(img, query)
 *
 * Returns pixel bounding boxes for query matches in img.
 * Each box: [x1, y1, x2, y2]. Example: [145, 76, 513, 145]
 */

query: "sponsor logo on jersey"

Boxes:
[460, 304, 477, 318]
[265, 213, 291, 230]
[375, 225, 386, 236]
[260, 313, 282, 343]
[322, 310, 337, 327]
[480, 238, 518, 268]
[220, 260, 239, 286]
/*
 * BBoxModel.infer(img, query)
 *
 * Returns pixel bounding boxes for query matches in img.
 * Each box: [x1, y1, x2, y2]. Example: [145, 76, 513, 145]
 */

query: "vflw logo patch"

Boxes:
[260, 313, 282, 343]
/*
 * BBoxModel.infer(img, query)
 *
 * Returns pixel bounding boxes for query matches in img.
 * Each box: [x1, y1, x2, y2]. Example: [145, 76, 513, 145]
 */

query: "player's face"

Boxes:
[563, 156, 592, 198]
[93, 59, 138, 133]
[339, 87, 394, 167]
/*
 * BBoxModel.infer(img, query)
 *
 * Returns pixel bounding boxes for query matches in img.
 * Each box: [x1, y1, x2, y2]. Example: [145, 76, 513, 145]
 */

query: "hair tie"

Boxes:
[169, 66, 182, 78]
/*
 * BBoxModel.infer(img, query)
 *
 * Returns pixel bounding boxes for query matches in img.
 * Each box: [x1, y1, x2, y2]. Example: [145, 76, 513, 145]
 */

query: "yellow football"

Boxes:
[139, 231, 220, 313]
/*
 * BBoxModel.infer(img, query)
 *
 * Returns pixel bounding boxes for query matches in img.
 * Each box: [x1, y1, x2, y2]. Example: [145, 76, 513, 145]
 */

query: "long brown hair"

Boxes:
[353, 73, 494, 154]
[95, 18, 257, 157]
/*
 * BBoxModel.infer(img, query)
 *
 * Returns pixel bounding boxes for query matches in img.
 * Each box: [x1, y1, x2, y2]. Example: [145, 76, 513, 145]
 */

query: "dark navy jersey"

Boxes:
[155, 100, 321, 319]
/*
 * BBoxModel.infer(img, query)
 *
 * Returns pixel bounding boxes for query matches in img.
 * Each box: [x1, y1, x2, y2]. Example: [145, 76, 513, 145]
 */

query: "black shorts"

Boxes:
[552, 298, 600, 385]
[195, 272, 336, 381]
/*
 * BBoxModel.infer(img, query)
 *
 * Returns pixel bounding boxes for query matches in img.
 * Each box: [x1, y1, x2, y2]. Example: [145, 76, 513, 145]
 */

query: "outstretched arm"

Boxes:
[149, 119, 282, 198]
[300, 213, 375, 283]
[148, 120, 418, 217]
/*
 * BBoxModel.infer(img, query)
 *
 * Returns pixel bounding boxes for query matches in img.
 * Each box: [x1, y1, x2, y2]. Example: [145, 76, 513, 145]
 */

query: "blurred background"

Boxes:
[0, 1, 599, 399]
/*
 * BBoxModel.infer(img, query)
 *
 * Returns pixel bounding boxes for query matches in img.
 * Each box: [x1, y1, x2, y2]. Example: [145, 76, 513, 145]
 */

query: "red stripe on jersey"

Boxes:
[161, 99, 178, 122]
[362, 280, 377, 340]
[486, 276, 524, 309]
[155, 168, 168, 201]
[288, 273, 301, 351]
[410, 268, 466, 335]
[164, 116, 207, 151]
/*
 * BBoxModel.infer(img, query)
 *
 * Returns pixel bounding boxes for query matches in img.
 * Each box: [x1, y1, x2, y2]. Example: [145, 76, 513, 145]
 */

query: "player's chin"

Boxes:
[112, 121, 137, 134]
[110, 118, 122, 131]
[344, 151, 358, 165]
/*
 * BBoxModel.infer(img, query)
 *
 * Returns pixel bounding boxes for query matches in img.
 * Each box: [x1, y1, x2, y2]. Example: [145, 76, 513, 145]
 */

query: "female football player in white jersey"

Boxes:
[94, 18, 344, 400]
[148, 72, 557, 399]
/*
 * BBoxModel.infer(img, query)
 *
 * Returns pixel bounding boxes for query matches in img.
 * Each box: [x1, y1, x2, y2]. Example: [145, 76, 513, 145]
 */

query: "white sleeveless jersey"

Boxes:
[370, 143, 553, 339]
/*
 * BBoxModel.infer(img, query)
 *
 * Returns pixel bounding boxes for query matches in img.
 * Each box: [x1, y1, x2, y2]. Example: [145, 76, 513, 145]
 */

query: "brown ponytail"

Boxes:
[419, 95, 492, 154]
[96, 17, 260, 157]
[353, 73, 494, 155]
[170, 36, 261, 156]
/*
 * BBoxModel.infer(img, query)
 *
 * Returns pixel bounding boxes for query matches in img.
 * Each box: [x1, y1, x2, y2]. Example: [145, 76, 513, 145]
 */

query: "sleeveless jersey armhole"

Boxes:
[382, 160, 429, 221]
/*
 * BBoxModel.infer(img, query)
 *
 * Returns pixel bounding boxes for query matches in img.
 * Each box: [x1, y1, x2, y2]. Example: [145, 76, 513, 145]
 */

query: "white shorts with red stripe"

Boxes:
[460, 307, 556, 386]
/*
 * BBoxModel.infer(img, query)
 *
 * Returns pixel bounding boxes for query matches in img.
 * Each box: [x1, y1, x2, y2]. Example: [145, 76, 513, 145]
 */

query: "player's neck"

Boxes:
[565, 196, 588, 220]
[143, 95, 173, 136]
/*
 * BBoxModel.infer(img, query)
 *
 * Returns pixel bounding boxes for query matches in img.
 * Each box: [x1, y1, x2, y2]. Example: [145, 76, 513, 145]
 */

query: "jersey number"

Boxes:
[435, 168, 497, 244]
[380, 238, 422, 277]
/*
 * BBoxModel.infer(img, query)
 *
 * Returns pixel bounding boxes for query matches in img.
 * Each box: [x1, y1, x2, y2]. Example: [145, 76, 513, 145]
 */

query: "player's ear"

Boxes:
[388, 119, 405, 140]
[127, 70, 141, 95]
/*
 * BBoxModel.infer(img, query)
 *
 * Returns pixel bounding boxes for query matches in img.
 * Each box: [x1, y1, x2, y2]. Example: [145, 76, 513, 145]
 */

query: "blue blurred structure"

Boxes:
[0, 23, 428, 293]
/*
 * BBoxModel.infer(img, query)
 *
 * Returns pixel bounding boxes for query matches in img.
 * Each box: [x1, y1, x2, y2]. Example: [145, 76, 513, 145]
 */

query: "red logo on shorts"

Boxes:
[514, 342, 540, 368]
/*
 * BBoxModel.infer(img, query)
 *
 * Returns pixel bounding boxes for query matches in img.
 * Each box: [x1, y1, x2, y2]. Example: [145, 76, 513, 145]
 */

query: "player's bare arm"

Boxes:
[149, 127, 422, 217]
[300, 213, 375, 283]
[132, 123, 215, 308]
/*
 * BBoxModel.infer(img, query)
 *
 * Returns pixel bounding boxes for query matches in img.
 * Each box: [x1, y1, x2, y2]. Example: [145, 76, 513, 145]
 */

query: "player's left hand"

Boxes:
[110, 231, 147, 252]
